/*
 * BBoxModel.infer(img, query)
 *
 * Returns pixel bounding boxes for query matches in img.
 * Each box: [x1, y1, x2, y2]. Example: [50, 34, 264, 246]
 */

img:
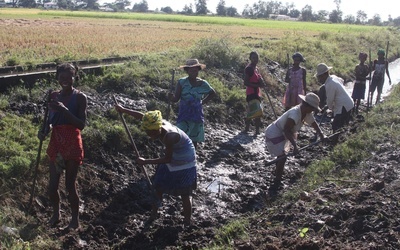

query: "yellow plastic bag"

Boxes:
[246, 99, 263, 119]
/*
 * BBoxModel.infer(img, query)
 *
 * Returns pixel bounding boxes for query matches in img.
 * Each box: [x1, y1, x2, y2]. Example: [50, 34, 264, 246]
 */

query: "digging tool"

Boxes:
[112, 95, 153, 188]
[27, 89, 52, 213]
[260, 76, 278, 120]
[366, 48, 372, 112]
[165, 69, 175, 121]
[386, 41, 390, 85]
[265, 130, 344, 167]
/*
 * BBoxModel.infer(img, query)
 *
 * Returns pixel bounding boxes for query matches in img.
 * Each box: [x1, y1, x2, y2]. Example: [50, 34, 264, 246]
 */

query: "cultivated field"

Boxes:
[0, 8, 387, 69]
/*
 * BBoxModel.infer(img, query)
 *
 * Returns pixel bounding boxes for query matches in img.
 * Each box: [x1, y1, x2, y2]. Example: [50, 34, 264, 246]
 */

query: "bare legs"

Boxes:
[274, 156, 286, 184]
[48, 162, 61, 226]
[150, 189, 192, 225]
[181, 195, 192, 225]
[48, 160, 80, 229]
[244, 117, 261, 135]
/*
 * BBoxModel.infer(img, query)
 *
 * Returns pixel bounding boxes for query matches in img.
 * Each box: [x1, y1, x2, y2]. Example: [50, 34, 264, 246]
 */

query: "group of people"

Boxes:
[38, 49, 391, 229]
[245, 49, 391, 188]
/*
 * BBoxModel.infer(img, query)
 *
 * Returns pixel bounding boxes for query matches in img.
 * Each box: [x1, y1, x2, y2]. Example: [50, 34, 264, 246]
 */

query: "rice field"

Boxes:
[0, 8, 384, 67]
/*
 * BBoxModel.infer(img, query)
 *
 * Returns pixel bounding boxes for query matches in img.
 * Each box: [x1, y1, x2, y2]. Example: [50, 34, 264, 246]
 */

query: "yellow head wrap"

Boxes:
[141, 110, 163, 131]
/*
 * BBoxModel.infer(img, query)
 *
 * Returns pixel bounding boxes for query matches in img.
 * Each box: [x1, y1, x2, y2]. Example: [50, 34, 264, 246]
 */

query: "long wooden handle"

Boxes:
[112, 95, 154, 189]
[165, 69, 175, 120]
[27, 89, 52, 212]
[112, 95, 140, 158]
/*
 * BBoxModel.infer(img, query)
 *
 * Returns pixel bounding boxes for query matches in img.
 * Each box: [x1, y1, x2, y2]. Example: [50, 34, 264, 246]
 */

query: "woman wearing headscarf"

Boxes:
[168, 59, 216, 148]
[265, 93, 325, 189]
[283, 52, 307, 111]
[113, 106, 197, 226]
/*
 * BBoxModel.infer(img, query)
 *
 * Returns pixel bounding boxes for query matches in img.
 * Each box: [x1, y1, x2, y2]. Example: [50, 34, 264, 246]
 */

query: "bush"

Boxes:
[191, 37, 242, 70]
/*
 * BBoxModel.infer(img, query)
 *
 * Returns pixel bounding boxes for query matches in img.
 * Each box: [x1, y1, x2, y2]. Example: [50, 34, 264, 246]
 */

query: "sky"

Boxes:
[113, 0, 400, 21]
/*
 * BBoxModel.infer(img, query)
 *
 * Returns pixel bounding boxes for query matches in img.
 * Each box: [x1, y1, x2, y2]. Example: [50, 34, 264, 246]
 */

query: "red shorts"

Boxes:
[47, 125, 84, 165]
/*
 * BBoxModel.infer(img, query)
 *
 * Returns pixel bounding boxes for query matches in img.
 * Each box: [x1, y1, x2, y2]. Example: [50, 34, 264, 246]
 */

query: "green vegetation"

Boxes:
[204, 219, 249, 250]
[38, 11, 377, 32]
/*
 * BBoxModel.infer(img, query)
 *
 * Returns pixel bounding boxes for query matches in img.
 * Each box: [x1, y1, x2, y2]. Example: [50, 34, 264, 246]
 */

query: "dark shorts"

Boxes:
[351, 81, 366, 100]
[370, 77, 384, 93]
[332, 106, 352, 132]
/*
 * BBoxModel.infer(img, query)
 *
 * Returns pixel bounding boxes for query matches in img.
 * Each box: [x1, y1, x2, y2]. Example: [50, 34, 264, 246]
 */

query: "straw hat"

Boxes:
[314, 63, 332, 77]
[299, 93, 321, 111]
[179, 59, 206, 70]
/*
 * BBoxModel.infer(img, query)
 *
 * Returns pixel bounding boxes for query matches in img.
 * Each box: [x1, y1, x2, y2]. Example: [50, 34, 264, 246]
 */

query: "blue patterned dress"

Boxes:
[176, 76, 214, 143]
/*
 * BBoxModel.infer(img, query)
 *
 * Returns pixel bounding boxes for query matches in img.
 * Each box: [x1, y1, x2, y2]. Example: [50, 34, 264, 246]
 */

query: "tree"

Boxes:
[371, 14, 382, 26]
[226, 6, 238, 17]
[114, 0, 130, 10]
[242, 4, 254, 17]
[329, 9, 342, 23]
[343, 14, 355, 24]
[301, 5, 314, 21]
[316, 10, 328, 22]
[333, 0, 341, 11]
[288, 9, 300, 18]
[216, 0, 226, 16]
[356, 10, 367, 24]
[83, 0, 98, 10]
[195, 0, 208, 15]
[393, 16, 400, 26]
[182, 4, 193, 14]
[132, 0, 148, 12]
[58, 0, 75, 9]
[160, 6, 173, 14]
[19, 0, 36, 7]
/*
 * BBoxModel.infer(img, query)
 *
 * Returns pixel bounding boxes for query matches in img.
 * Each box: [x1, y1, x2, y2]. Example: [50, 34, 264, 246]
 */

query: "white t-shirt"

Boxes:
[265, 105, 315, 156]
[325, 75, 354, 115]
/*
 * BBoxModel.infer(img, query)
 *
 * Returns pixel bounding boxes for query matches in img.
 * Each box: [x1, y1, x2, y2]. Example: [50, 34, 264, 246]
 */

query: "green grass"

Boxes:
[38, 10, 379, 32]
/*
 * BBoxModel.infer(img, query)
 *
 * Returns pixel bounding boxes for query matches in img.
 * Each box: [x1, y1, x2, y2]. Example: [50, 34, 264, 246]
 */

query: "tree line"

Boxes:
[7, 0, 400, 26]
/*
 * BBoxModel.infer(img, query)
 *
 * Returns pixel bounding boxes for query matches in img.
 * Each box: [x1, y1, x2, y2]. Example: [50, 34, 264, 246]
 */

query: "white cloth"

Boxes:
[265, 105, 315, 156]
[324, 75, 354, 115]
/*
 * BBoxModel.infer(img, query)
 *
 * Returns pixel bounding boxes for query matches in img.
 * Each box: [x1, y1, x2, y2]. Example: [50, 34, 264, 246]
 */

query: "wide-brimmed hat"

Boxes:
[179, 59, 206, 70]
[314, 63, 332, 77]
[292, 52, 305, 62]
[299, 93, 321, 111]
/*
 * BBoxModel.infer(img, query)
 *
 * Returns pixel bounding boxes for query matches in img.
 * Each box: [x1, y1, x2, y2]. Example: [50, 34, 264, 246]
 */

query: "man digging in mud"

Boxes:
[113, 107, 197, 226]
[315, 63, 354, 144]
[265, 93, 325, 190]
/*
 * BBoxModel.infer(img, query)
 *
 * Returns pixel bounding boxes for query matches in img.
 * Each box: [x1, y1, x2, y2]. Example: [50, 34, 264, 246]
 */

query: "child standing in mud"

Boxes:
[38, 63, 87, 230]
[368, 49, 392, 106]
[351, 52, 370, 114]
[113, 107, 197, 226]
